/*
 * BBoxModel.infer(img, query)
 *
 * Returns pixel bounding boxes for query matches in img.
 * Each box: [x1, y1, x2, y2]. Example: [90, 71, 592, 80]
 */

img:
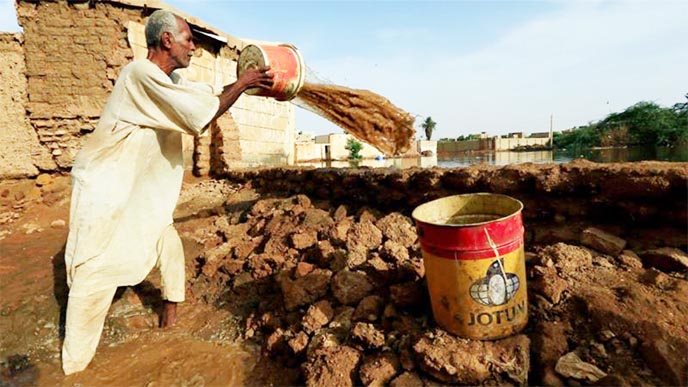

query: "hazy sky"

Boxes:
[2, 0, 686, 139]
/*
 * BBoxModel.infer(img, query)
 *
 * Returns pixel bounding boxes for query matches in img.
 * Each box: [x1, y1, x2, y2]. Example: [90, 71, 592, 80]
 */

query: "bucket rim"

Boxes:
[237, 44, 269, 97]
[411, 192, 523, 228]
[239, 44, 269, 67]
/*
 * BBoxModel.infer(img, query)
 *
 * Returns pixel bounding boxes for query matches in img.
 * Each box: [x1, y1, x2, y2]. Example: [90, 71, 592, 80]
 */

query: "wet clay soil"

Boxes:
[1, 165, 687, 386]
[296, 83, 416, 156]
[0, 176, 299, 387]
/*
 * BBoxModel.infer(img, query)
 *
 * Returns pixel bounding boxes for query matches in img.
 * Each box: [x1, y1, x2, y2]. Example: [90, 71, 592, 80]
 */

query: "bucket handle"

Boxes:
[484, 228, 509, 287]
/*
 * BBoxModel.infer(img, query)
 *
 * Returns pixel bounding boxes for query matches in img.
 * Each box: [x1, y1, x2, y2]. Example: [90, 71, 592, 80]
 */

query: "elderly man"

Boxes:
[61, 9, 273, 375]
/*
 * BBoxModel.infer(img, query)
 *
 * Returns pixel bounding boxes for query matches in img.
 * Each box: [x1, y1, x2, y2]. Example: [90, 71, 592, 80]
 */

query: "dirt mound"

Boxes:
[191, 193, 688, 386]
[1, 165, 686, 386]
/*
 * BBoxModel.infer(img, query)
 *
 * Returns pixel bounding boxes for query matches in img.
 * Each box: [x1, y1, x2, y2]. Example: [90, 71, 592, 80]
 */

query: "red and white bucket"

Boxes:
[237, 43, 305, 101]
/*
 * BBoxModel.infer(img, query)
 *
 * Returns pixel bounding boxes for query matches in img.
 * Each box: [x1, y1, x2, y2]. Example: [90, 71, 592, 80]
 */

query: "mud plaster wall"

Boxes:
[220, 162, 688, 245]
[13, 0, 296, 175]
[0, 33, 56, 178]
[16, 1, 141, 169]
[229, 72, 296, 168]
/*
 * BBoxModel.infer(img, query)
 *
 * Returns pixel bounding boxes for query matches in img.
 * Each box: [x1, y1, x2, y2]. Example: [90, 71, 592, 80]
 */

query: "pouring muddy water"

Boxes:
[237, 43, 416, 156]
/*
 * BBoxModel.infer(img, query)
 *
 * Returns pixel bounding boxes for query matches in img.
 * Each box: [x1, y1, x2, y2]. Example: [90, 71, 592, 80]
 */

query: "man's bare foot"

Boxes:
[160, 301, 177, 328]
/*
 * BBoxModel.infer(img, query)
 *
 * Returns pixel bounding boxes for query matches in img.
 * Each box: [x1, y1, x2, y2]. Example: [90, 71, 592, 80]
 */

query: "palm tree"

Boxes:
[422, 117, 437, 140]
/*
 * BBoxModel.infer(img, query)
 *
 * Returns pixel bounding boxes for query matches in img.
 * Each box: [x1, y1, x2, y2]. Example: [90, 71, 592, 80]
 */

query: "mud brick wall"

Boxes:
[220, 161, 688, 244]
[0, 33, 56, 178]
[211, 111, 242, 175]
[186, 46, 242, 175]
[11, 1, 296, 175]
[16, 1, 142, 169]
[210, 45, 243, 173]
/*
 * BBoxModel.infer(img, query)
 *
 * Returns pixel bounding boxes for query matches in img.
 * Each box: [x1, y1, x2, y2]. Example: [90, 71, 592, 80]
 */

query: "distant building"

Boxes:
[493, 136, 549, 151]
[296, 131, 315, 142]
[529, 132, 550, 138]
[294, 133, 435, 163]
[438, 130, 550, 153]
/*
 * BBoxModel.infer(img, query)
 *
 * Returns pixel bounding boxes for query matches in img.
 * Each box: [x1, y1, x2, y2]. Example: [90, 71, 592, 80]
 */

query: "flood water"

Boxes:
[296, 145, 687, 168]
[438, 145, 687, 168]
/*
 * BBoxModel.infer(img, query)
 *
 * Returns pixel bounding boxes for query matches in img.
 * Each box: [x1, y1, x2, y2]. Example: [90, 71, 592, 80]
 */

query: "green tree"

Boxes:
[422, 117, 437, 140]
[666, 94, 688, 146]
[345, 138, 363, 160]
[554, 98, 688, 148]
[602, 101, 678, 145]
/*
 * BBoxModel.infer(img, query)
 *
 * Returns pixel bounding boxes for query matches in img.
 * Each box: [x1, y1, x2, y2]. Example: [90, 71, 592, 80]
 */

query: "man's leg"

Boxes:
[156, 225, 186, 327]
[62, 287, 117, 375]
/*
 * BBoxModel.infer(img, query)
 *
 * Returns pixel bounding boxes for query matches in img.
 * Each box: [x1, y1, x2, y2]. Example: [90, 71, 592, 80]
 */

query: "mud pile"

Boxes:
[296, 83, 416, 156]
[191, 193, 687, 387]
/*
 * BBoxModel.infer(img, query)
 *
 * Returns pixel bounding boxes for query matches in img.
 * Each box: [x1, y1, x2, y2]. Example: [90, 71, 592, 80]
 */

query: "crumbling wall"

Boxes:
[0, 32, 55, 178]
[208, 45, 242, 174]
[13, 0, 296, 176]
[210, 112, 242, 175]
[219, 161, 688, 239]
[16, 1, 140, 169]
[193, 162, 688, 387]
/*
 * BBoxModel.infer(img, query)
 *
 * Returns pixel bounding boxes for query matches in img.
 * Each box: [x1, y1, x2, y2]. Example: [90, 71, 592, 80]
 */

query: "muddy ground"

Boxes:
[0, 162, 686, 387]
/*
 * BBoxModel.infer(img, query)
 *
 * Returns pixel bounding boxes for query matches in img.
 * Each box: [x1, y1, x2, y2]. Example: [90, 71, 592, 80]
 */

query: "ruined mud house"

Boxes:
[0, 0, 297, 179]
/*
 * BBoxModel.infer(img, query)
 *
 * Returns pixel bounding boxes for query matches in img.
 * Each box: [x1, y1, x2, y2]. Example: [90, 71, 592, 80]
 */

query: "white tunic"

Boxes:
[65, 59, 219, 296]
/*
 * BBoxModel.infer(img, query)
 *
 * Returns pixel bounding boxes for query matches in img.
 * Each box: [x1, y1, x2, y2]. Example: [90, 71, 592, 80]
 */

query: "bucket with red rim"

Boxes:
[412, 193, 528, 340]
[237, 43, 305, 101]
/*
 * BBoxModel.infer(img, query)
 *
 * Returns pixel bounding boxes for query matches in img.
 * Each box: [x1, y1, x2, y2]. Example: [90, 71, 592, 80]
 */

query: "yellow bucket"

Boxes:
[412, 193, 528, 340]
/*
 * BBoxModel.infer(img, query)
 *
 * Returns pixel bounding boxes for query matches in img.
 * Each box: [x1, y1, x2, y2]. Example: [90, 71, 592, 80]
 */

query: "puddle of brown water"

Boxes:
[45, 335, 254, 386]
[1, 299, 297, 387]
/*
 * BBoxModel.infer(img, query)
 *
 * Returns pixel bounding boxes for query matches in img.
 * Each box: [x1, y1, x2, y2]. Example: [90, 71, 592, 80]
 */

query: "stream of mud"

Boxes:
[296, 83, 416, 156]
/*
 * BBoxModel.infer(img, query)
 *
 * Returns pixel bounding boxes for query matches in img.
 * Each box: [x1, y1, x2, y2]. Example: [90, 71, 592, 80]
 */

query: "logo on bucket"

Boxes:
[469, 259, 520, 306]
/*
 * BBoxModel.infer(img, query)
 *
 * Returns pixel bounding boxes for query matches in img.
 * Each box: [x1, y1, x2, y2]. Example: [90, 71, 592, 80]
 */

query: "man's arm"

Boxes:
[213, 66, 274, 121]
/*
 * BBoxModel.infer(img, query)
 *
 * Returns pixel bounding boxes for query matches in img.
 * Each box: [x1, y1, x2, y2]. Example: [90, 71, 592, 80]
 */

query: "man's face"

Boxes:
[167, 18, 195, 69]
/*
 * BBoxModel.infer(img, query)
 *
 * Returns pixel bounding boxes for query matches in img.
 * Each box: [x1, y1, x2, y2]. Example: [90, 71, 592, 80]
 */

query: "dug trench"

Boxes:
[0, 161, 686, 386]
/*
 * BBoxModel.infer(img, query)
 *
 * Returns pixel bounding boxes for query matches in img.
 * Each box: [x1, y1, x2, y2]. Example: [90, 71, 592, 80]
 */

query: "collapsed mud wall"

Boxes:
[0, 33, 55, 178]
[193, 161, 688, 387]
[15, 1, 142, 169]
[13, 1, 249, 174]
[219, 161, 688, 246]
[7, 1, 294, 177]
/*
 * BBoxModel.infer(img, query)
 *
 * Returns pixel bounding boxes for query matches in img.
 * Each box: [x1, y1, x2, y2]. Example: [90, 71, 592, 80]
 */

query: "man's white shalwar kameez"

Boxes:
[62, 59, 219, 375]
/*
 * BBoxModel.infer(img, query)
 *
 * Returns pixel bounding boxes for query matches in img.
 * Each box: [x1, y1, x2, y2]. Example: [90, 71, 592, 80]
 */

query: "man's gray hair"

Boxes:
[145, 10, 180, 48]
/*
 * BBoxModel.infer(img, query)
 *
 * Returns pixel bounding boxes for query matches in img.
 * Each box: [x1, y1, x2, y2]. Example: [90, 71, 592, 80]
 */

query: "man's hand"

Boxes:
[212, 66, 275, 121]
[239, 65, 274, 91]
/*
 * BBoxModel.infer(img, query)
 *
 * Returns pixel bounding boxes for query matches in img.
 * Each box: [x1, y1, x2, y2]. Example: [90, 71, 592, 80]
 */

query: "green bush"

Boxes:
[554, 97, 688, 149]
[345, 138, 363, 159]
